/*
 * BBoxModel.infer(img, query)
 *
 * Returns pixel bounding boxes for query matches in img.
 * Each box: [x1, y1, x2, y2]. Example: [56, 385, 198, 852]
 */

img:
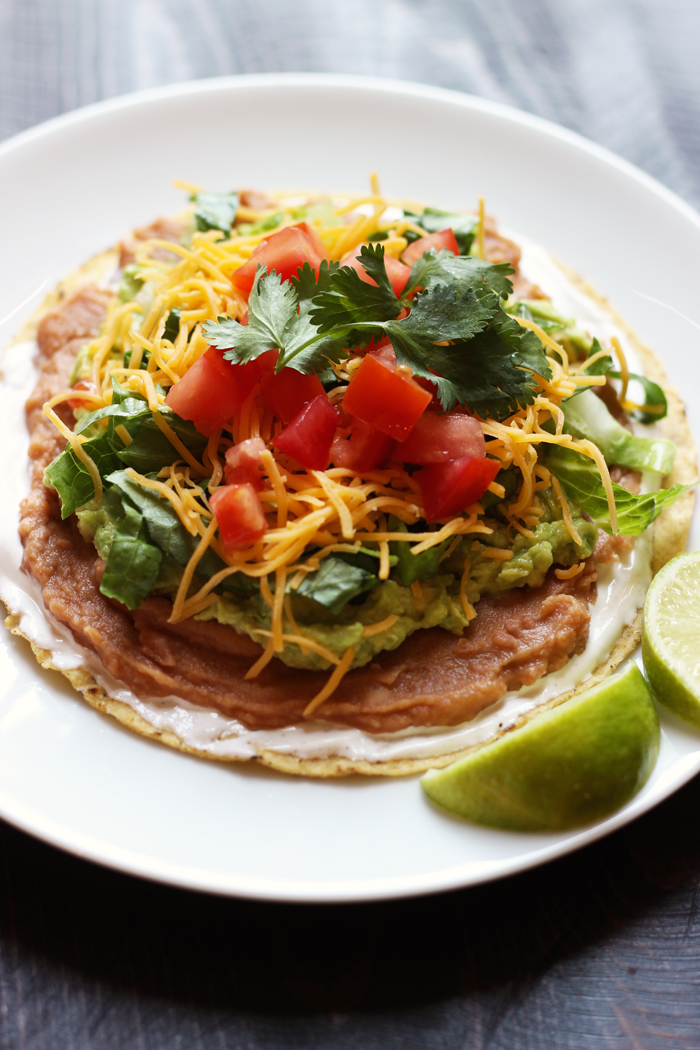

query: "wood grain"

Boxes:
[0, 776, 699, 1048]
[1, 1, 700, 1046]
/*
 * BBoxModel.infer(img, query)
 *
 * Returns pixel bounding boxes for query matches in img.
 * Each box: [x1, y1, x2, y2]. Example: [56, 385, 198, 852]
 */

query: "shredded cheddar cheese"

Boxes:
[363, 614, 399, 638]
[303, 645, 356, 718]
[42, 179, 624, 709]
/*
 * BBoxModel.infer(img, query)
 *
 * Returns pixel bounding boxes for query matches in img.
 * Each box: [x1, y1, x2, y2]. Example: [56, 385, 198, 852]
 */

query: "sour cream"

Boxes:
[0, 244, 653, 765]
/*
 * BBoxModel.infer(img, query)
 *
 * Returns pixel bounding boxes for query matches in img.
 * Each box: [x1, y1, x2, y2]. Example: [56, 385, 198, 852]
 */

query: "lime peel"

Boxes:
[421, 662, 659, 832]
[643, 551, 700, 727]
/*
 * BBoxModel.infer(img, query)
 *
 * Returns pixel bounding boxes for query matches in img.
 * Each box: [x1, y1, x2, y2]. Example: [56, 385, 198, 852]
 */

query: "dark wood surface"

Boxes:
[2, 1, 700, 1046]
[1, 775, 699, 1049]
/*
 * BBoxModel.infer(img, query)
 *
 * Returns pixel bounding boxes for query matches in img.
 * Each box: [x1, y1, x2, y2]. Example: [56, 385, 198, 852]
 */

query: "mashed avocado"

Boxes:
[195, 489, 598, 671]
[77, 485, 597, 671]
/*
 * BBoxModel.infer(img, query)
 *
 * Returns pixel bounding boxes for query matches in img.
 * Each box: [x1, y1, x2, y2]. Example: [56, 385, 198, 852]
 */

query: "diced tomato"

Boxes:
[260, 367, 325, 423]
[224, 437, 267, 490]
[399, 412, 485, 465]
[67, 379, 97, 410]
[343, 354, 432, 441]
[401, 229, 460, 267]
[418, 457, 501, 522]
[210, 483, 267, 552]
[296, 221, 325, 259]
[340, 248, 411, 297]
[331, 418, 395, 473]
[164, 348, 275, 437]
[368, 341, 396, 368]
[273, 394, 340, 471]
[414, 375, 442, 409]
[231, 225, 323, 294]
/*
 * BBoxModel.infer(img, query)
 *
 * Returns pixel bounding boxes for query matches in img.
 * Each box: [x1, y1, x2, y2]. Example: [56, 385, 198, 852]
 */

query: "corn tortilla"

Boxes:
[3, 249, 696, 778]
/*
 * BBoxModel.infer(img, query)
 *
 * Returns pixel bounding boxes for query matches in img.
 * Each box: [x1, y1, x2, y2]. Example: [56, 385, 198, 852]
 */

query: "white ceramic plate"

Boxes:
[1, 74, 699, 903]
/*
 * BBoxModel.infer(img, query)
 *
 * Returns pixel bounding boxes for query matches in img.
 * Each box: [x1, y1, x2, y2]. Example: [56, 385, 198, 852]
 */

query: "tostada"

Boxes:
[6, 182, 696, 775]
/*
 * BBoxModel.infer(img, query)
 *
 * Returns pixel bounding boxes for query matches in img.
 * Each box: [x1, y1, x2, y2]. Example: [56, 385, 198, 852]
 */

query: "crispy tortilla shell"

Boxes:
[3, 252, 696, 777]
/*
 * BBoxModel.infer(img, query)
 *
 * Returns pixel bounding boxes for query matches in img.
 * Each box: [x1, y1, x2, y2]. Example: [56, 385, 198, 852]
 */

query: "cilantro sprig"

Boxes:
[203, 243, 552, 418]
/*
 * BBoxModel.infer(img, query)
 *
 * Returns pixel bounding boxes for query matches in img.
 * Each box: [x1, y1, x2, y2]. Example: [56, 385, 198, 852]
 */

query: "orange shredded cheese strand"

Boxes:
[169, 517, 218, 623]
[303, 646, 356, 718]
[514, 315, 568, 371]
[124, 468, 199, 535]
[45, 390, 105, 410]
[481, 549, 513, 560]
[555, 562, 586, 580]
[551, 476, 583, 546]
[477, 196, 485, 259]
[151, 411, 206, 475]
[245, 637, 276, 680]
[363, 614, 399, 638]
[43, 405, 103, 503]
[611, 336, 629, 404]
[459, 560, 477, 621]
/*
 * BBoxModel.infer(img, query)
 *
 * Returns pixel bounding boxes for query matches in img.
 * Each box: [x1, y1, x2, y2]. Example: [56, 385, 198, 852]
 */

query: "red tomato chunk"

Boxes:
[260, 367, 325, 424]
[343, 354, 432, 441]
[164, 348, 275, 437]
[224, 437, 267, 490]
[419, 457, 501, 522]
[273, 394, 340, 471]
[331, 418, 395, 473]
[210, 483, 268, 553]
[231, 224, 323, 295]
[400, 412, 485, 465]
[68, 379, 97, 411]
[401, 228, 459, 267]
[340, 248, 411, 297]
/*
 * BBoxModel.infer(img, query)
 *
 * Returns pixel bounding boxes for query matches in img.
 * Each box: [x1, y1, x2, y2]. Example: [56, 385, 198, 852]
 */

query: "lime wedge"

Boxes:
[643, 551, 700, 726]
[421, 663, 659, 831]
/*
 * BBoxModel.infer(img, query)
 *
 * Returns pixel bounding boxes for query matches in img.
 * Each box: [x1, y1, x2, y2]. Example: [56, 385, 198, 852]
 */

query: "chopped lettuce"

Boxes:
[191, 190, 238, 234]
[117, 264, 144, 304]
[388, 516, 453, 586]
[609, 369, 669, 424]
[415, 207, 478, 255]
[295, 555, 379, 615]
[44, 434, 123, 519]
[44, 379, 208, 515]
[547, 446, 692, 535]
[99, 504, 162, 609]
[563, 389, 675, 474]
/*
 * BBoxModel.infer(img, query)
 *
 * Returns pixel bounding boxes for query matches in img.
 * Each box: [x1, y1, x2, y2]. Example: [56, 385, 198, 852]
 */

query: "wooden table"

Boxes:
[1, 1, 699, 1045]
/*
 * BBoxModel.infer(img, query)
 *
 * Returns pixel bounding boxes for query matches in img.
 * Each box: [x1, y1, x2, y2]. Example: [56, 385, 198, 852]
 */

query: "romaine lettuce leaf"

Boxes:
[563, 389, 675, 474]
[99, 504, 162, 609]
[388, 515, 452, 585]
[547, 446, 693, 535]
[43, 434, 124, 519]
[294, 555, 378, 614]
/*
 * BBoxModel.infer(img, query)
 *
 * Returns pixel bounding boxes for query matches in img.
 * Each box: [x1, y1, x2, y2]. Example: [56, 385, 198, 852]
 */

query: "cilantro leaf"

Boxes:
[405, 252, 514, 300]
[204, 246, 548, 417]
[547, 446, 694, 535]
[290, 259, 339, 301]
[205, 270, 349, 375]
[191, 191, 238, 234]
[309, 244, 402, 333]
[385, 300, 550, 416]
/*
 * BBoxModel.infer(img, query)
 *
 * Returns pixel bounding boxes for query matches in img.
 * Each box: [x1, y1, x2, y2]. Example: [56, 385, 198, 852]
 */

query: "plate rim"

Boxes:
[2, 71, 699, 903]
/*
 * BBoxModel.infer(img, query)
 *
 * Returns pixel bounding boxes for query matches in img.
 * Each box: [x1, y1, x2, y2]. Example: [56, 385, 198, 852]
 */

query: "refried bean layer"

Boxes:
[19, 284, 599, 734]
